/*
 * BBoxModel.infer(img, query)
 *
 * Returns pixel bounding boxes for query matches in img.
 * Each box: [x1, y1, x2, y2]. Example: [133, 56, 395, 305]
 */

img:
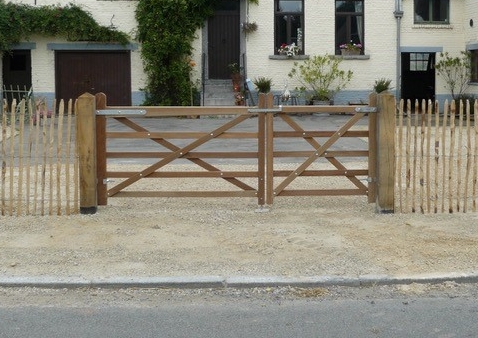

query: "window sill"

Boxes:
[269, 55, 309, 60]
[334, 54, 370, 60]
[413, 24, 453, 30]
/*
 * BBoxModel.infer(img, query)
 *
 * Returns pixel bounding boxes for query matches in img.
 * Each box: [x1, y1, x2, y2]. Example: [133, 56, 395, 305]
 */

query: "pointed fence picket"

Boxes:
[395, 99, 478, 213]
[1, 98, 78, 216]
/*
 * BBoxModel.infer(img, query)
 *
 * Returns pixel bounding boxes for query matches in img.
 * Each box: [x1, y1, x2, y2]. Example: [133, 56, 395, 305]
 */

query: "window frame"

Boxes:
[414, 0, 450, 24]
[274, 0, 304, 56]
[335, 0, 364, 55]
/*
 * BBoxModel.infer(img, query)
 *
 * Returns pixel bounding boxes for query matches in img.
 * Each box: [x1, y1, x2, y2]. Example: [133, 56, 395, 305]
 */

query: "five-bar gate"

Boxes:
[76, 92, 395, 214]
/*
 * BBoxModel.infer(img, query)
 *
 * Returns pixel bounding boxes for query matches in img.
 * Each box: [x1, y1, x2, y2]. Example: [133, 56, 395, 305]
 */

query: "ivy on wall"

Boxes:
[136, 0, 258, 106]
[135, 0, 217, 106]
[0, 1, 129, 51]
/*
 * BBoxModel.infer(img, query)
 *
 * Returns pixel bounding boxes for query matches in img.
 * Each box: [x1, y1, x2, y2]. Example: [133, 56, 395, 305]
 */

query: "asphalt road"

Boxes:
[1, 284, 477, 338]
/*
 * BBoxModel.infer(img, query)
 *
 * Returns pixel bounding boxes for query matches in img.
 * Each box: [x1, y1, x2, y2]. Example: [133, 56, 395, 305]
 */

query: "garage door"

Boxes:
[55, 51, 131, 105]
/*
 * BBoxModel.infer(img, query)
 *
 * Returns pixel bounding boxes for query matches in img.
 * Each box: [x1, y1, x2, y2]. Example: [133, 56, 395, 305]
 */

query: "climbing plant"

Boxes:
[135, 0, 219, 105]
[136, 0, 259, 105]
[0, 1, 129, 52]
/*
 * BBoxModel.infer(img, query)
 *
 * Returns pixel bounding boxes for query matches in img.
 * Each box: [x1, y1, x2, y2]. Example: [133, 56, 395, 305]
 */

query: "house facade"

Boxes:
[2, 0, 478, 106]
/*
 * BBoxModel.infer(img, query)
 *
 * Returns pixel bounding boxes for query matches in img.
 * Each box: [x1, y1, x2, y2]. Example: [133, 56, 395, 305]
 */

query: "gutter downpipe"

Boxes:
[394, 0, 404, 100]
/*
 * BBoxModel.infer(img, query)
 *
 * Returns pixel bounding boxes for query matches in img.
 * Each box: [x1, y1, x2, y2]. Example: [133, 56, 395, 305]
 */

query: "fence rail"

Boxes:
[1, 98, 78, 216]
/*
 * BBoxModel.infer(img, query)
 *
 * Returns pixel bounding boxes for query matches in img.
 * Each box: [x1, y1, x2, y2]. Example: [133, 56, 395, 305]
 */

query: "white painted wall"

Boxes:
[5, 0, 477, 103]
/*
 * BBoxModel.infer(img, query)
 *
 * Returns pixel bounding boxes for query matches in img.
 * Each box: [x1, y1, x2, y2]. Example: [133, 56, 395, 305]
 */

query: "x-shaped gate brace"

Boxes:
[265, 111, 370, 204]
[97, 111, 265, 203]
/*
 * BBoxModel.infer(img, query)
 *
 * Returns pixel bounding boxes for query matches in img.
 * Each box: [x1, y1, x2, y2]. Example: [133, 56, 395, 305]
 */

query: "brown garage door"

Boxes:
[55, 51, 131, 105]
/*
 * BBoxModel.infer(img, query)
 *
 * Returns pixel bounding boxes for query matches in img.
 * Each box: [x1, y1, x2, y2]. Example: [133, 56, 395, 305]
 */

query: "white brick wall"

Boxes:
[5, 0, 477, 103]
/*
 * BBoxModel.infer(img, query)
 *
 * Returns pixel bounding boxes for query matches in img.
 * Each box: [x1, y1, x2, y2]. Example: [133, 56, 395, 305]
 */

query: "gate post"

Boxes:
[375, 92, 396, 213]
[76, 93, 98, 214]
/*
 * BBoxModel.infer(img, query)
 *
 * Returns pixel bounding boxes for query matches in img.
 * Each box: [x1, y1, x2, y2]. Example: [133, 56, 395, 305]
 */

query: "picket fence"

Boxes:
[1, 98, 78, 216]
[1, 97, 477, 215]
[396, 99, 478, 213]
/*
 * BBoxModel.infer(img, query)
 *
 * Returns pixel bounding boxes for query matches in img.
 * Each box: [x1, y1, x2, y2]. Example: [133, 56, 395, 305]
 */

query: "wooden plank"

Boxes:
[375, 93, 396, 213]
[419, 100, 426, 213]
[464, 100, 472, 212]
[273, 150, 369, 158]
[257, 113, 266, 206]
[405, 100, 412, 213]
[65, 100, 73, 215]
[17, 100, 25, 216]
[440, 101, 449, 213]
[433, 100, 440, 213]
[76, 93, 98, 214]
[273, 130, 368, 138]
[26, 99, 33, 215]
[412, 100, 419, 213]
[95, 93, 108, 206]
[266, 112, 274, 205]
[448, 100, 456, 213]
[56, 100, 64, 215]
[73, 99, 80, 213]
[47, 101, 56, 216]
[395, 98, 403, 210]
[106, 171, 260, 178]
[106, 151, 259, 159]
[104, 104, 361, 117]
[32, 99, 41, 215]
[456, 99, 464, 212]
[278, 189, 367, 196]
[9, 100, 16, 216]
[1, 101, 7, 216]
[114, 191, 258, 198]
[425, 100, 432, 213]
[272, 169, 369, 176]
[105, 131, 258, 139]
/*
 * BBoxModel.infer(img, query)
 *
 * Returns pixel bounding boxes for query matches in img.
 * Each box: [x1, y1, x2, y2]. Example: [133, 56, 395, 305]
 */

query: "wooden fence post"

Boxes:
[95, 93, 108, 205]
[76, 93, 98, 214]
[375, 92, 396, 213]
[368, 93, 378, 203]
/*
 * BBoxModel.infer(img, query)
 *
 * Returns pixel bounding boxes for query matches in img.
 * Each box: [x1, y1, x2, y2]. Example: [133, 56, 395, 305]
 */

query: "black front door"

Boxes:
[208, 1, 240, 79]
[401, 52, 436, 109]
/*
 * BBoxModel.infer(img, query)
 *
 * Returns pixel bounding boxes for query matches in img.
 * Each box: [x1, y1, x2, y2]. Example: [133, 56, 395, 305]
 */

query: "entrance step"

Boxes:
[203, 79, 236, 106]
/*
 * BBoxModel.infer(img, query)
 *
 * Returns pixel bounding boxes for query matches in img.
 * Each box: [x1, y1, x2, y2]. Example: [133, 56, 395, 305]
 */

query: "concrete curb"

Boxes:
[1, 273, 478, 289]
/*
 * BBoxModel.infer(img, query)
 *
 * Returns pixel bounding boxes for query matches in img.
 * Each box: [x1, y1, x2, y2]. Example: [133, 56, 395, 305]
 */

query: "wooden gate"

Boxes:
[76, 92, 396, 214]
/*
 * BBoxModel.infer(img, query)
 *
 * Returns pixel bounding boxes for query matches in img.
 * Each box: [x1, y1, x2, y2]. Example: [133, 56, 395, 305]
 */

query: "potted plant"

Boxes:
[242, 21, 258, 34]
[288, 54, 353, 105]
[373, 78, 393, 93]
[278, 43, 300, 57]
[339, 41, 362, 56]
[228, 62, 242, 92]
[253, 76, 273, 93]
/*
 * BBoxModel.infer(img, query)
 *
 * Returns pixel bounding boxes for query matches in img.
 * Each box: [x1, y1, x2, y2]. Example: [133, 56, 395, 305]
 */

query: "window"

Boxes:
[275, 0, 304, 55]
[414, 0, 449, 24]
[471, 50, 478, 83]
[335, 0, 364, 55]
[410, 53, 431, 71]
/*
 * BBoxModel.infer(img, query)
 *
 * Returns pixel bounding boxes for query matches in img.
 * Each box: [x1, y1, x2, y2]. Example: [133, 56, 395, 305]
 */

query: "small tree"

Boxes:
[435, 51, 472, 100]
[288, 54, 353, 102]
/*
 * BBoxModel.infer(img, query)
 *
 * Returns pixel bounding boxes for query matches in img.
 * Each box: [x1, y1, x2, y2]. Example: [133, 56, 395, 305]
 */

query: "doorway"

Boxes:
[2, 50, 32, 101]
[401, 52, 436, 110]
[55, 50, 131, 105]
[208, 1, 240, 79]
